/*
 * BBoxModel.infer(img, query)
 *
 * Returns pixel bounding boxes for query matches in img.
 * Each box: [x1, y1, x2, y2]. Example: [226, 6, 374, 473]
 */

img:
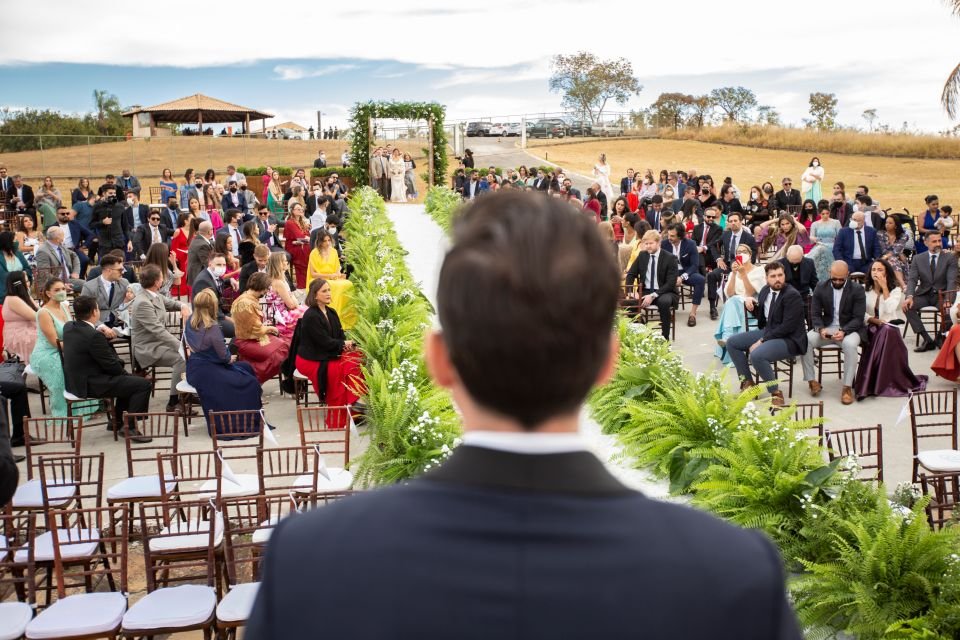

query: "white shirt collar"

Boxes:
[461, 431, 588, 455]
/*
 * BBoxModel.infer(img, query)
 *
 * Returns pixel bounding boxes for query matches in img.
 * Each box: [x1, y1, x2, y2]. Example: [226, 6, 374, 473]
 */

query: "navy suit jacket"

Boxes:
[752, 284, 808, 356]
[832, 226, 881, 265]
[53, 220, 94, 251]
[246, 446, 802, 640]
[661, 238, 700, 280]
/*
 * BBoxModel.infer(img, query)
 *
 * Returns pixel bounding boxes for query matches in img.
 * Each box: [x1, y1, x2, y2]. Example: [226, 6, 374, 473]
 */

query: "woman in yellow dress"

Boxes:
[306, 231, 356, 329]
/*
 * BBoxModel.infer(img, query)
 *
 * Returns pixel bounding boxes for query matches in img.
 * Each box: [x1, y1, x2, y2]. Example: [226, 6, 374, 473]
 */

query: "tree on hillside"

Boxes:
[628, 109, 648, 129]
[709, 86, 757, 123]
[549, 52, 643, 124]
[687, 95, 712, 128]
[93, 89, 122, 135]
[650, 93, 692, 130]
[862, 108, 878, 131]
[808, 92, 838, 130]
[756, 105, 781, 127]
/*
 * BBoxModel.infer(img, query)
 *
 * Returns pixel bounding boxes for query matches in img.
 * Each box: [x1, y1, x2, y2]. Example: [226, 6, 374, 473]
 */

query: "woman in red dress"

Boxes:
[294, 278, 365, 428]
[283, 202, 311, 289]
[170, 214, 193, 297]
[932, 299, 960, 381]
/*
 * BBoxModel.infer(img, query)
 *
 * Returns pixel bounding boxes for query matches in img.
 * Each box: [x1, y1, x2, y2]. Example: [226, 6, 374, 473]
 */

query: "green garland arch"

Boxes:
[348, 101, 448, 188]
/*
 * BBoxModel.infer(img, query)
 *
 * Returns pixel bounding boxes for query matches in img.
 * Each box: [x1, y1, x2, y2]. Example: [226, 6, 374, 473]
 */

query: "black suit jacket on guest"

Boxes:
[810, 279, 867, 341]
[692, 222, 723, 264]
[625, 250, 679, 297]
[238, 261, 263, 293]
[619, 176, 634, 194]
[778, 257, 819, 297]
[246, 445, 802, 639]
[62, 320, 127, 398]
[773, 189, 801, 211]
[5, 183, 34, 209]
[752, 284, 808, 355]
[718, 228, 758, 264]
[0, 417, 18, 507]
[192, 269, 227, 319]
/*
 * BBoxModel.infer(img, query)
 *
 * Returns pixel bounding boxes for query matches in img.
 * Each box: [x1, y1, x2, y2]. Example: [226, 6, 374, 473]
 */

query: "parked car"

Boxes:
[505, 123, 522, 136]
[466, 122, 490, 137]
[596, 123, 625, 137]
[568, 121, 593, 137]
[528, 119, 568, 139]
[487, 123, 507, 136]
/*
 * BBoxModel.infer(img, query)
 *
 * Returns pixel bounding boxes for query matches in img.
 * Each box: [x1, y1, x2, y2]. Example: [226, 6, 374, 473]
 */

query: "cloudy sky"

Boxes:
[1, 0, 959, 132]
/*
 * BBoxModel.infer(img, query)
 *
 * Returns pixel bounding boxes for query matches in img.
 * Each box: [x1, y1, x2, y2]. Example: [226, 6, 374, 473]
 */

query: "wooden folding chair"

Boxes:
[12, 417, 83, 510]
[920, 471, 960, 530]
[257, 445, 318, 498]
[296, 407, 354, 493]
[771, 401, 824, 445]
[825, 425, 883, 483]
[0, 507, 34, 638]
[909, 389, 960, 483]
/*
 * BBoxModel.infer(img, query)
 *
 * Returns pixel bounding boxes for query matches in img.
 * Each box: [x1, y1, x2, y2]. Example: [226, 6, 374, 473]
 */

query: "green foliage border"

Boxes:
[348, 101, 448, 187]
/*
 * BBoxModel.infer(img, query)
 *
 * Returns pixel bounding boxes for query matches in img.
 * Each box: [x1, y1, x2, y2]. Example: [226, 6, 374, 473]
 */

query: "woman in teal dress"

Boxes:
[30, 278, 96, 417]
[808, 204, 842, 282]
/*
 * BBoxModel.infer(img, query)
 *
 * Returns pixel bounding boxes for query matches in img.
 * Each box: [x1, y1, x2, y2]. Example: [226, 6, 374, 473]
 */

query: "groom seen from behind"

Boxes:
[246, 191, 802, 640]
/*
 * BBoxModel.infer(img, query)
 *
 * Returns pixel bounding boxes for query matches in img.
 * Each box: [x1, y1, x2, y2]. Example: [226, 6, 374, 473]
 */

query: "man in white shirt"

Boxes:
[217, 210, 243, 258]
[225, 165, 246, 186]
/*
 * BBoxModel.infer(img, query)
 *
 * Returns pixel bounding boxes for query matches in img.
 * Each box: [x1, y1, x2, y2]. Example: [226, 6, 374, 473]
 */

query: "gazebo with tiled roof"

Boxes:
[123, 93, 274, 137]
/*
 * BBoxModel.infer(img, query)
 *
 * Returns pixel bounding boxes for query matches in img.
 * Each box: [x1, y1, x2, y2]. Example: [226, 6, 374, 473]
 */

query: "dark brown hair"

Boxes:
[305, 277, 329, 308]
[438, 191, 620, 428]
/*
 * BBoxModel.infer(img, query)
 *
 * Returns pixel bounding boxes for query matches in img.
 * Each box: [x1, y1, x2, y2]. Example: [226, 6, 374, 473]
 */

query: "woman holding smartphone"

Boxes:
[714, 243, 767, 365]
[283, 202, 311, 289]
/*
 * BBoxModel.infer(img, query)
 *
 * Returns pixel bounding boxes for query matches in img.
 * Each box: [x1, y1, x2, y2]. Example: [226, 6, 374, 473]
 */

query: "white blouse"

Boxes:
[865, 287, 905, 324]
[729, 265, 766, 298]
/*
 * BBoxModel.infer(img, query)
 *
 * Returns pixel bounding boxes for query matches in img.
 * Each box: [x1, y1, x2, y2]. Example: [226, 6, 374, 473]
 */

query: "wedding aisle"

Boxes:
[384, 203, 673, 499]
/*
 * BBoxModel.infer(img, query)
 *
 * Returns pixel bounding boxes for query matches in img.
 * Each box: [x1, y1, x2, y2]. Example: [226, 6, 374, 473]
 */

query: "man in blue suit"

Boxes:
[52, 205, 95, 277]
[246, 191, 802, 640]
[833, 211, 881, 274]
[663, 222, 706, 326]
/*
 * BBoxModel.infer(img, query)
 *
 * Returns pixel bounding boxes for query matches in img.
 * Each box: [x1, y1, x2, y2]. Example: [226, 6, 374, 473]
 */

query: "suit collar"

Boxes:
[424, 445, 633, 496]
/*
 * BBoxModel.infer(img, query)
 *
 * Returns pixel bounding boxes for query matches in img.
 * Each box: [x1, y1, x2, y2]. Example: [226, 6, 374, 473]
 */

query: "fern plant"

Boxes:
[424, 185, 462, 234]
[791, 498, 960, 640]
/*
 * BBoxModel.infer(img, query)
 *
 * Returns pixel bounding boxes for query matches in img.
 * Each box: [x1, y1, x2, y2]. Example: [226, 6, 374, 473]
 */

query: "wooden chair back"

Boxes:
[0, 506, 33, 604]
[23, 417, 83, 481]
[910, 389, 959, 482]
[824, 425, 884, 483]
[46, 504, 128, 601]
[296, 406, 351, 465]
[138, 500, 217, 592]
[920, 472, 960, 530]
[209, 409, 265, 452]
[121, 412, 180, 479]
[222, 494, 299, 586]
[38, 453, 104, 512]
[257, 446, 317, 496]
[157, 450, 219, 502]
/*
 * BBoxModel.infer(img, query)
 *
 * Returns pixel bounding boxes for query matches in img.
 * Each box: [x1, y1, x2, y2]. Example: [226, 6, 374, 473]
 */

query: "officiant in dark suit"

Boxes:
[246, 191, 801, 640]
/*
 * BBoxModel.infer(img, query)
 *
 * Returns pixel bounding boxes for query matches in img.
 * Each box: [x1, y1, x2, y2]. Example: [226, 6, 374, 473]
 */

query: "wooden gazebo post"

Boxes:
[427, 116, 435, 188]
[198, 111, 203, 135]
[245, 113, 250, 135]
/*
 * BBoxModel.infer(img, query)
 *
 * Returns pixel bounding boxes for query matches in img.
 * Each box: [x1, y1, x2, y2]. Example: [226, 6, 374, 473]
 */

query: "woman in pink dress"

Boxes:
[265, 252, 306, 338]
[2, 272, 38, 363]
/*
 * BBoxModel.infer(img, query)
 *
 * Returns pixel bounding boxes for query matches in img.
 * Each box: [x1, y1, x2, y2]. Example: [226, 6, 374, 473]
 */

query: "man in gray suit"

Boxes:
[369, 147, 389, 199]
[904, 230, 958, 351]
[36, 226, 85, 292]
[80, 254, 132, 337]
[186, 221, 215, 287]
[118, 168, 141, 198]
[130, 264, 189, 412]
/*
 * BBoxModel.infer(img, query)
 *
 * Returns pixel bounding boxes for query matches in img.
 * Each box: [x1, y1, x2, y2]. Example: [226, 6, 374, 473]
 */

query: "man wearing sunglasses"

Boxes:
[774, 177, 802, 213]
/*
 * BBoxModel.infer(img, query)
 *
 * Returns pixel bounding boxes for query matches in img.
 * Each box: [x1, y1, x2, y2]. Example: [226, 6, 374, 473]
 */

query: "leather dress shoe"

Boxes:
[770, 391, 785, 407]
[709, 307, 719, 321]
[740, 379, 754, 391]
[127, 429, 153, 444]
[841, 386, 855, 405]
[687, 315, 697, 327]
[808, 380, 822, 396]
[915, 341, 934, 353]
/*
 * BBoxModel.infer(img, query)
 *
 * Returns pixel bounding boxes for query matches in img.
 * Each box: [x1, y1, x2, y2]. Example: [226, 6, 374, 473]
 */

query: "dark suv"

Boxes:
[528, 119, 568, 138]
[466, 122, 490, 137]
[568, 121, 593, 136]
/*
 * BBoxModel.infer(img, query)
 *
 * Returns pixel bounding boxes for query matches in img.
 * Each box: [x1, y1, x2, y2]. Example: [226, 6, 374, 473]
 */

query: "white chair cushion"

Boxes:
[176, 379, 197, 394]
[0, 602, 33, 640]
[25, 592, 125, 640]
[149, 513, 223, 553]
[293, 368, 308, 380]
[63, 391, 83, 401]
[15, 528, 99, 563]
[252, 513, 296, 545]
[12, 480, 76, 509]
[918, 449, 960, 473]
[292, 473, 315, 493]
[107, 474, 177, 500]
[0, 533, 8, 555]
[199, 474, 259, 499]
[316, 468, 353, 493]
[24, 364, 35, 376]
[216, 582, 260, 623]
[122, 584, 216, 632]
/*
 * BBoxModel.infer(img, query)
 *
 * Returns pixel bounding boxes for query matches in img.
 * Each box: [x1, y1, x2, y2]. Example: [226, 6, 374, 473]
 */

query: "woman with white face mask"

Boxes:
[801, 157, 824, 204]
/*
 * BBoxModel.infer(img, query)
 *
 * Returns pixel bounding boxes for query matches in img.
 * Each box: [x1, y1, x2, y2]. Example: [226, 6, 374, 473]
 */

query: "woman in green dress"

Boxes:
[30, 278, 96, 417]
[266, 169, 286, 221]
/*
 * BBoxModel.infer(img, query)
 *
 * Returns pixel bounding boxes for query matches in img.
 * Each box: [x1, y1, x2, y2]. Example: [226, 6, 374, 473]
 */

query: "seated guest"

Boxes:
[265, 252, 306, 338]
[192, 252, 236, 338]
[80, 254, 133, 336]
[755, 213, 809, 262]
[240, 244, 270, 293]
[727, 262, 807, 406]
[216, 209, 244, 259]
[35, 226, 85, 292]
[52, 205, 94, 277]
[85, 248, 138, 284]
[62, 295, 151, 440]
[246, 191, 802, 640]
[625, 230, 679, 340]
[239, 221, 260, 265]
[714, 243, 767, 364]
[691, 207, 722, 273]
[833, 212, 881, 275]
[779, 245, 818, 298]
[855, 259, 926, 399]
[293, 278, 364, 428]
[306, 231, 356, 330]
[130, 264, 190, 413]
[904, 231, 958, 352]
[801, 261, 866, 405]
[186, 219, 215, 286]
[231, 272, 290, 384]
[617, 212, 641, 273]
[933, 295, 960, 381]
[2, 272, 38, 363]
[662, 224, 705, 326]
[131, 210, 170, 259]
[0, 418, 17, 500]
[30, 278, 97, 419]
[644, 195, 666, 231]
[184, 289, 262, 430]
[707, 211, 756, 320]
[143, 243, 183, 301]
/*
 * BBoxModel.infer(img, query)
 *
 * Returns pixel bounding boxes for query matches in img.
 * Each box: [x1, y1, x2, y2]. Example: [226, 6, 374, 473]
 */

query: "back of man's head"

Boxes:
[437, 192, 619, 428]
[73, 296, 98, 322]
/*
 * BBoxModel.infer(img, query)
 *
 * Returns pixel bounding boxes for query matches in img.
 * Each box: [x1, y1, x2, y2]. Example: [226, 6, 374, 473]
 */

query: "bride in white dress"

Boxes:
[593, 153, 614, 210]
[388, 149, 407, 203]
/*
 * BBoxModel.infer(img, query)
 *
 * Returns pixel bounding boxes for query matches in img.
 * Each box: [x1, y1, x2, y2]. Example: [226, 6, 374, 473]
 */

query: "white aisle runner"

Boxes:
[385, 203, 672, 499]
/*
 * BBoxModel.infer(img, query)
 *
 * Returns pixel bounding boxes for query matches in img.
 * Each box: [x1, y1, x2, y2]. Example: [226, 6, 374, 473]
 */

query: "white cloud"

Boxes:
[273, 64, 357, 81]
[431, 60, 552, 90]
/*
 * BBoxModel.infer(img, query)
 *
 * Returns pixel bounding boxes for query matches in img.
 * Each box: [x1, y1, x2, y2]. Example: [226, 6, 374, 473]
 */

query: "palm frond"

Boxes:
[941, 61, 960, 120]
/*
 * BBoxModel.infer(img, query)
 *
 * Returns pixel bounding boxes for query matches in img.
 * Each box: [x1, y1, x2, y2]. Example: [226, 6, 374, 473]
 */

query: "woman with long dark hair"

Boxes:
[2, 271, 37, 362]
[0, 231, 31, 353]
[856, 259, 926, 399]
[170, 214, 193, 297]
[877, 214, 910, 289]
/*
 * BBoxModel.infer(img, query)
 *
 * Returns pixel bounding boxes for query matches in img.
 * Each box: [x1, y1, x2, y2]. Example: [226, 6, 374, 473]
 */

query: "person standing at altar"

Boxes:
[247, 191, 802, 640]
[388, 149, 407, 203]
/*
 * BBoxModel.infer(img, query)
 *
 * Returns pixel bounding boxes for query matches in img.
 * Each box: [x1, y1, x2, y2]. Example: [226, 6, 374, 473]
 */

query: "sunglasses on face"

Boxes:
[149, 218, 160, 222]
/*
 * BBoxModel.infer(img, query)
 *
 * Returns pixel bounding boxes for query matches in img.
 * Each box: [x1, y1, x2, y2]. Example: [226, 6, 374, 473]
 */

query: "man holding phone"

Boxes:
[801, 260, 866, 405]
